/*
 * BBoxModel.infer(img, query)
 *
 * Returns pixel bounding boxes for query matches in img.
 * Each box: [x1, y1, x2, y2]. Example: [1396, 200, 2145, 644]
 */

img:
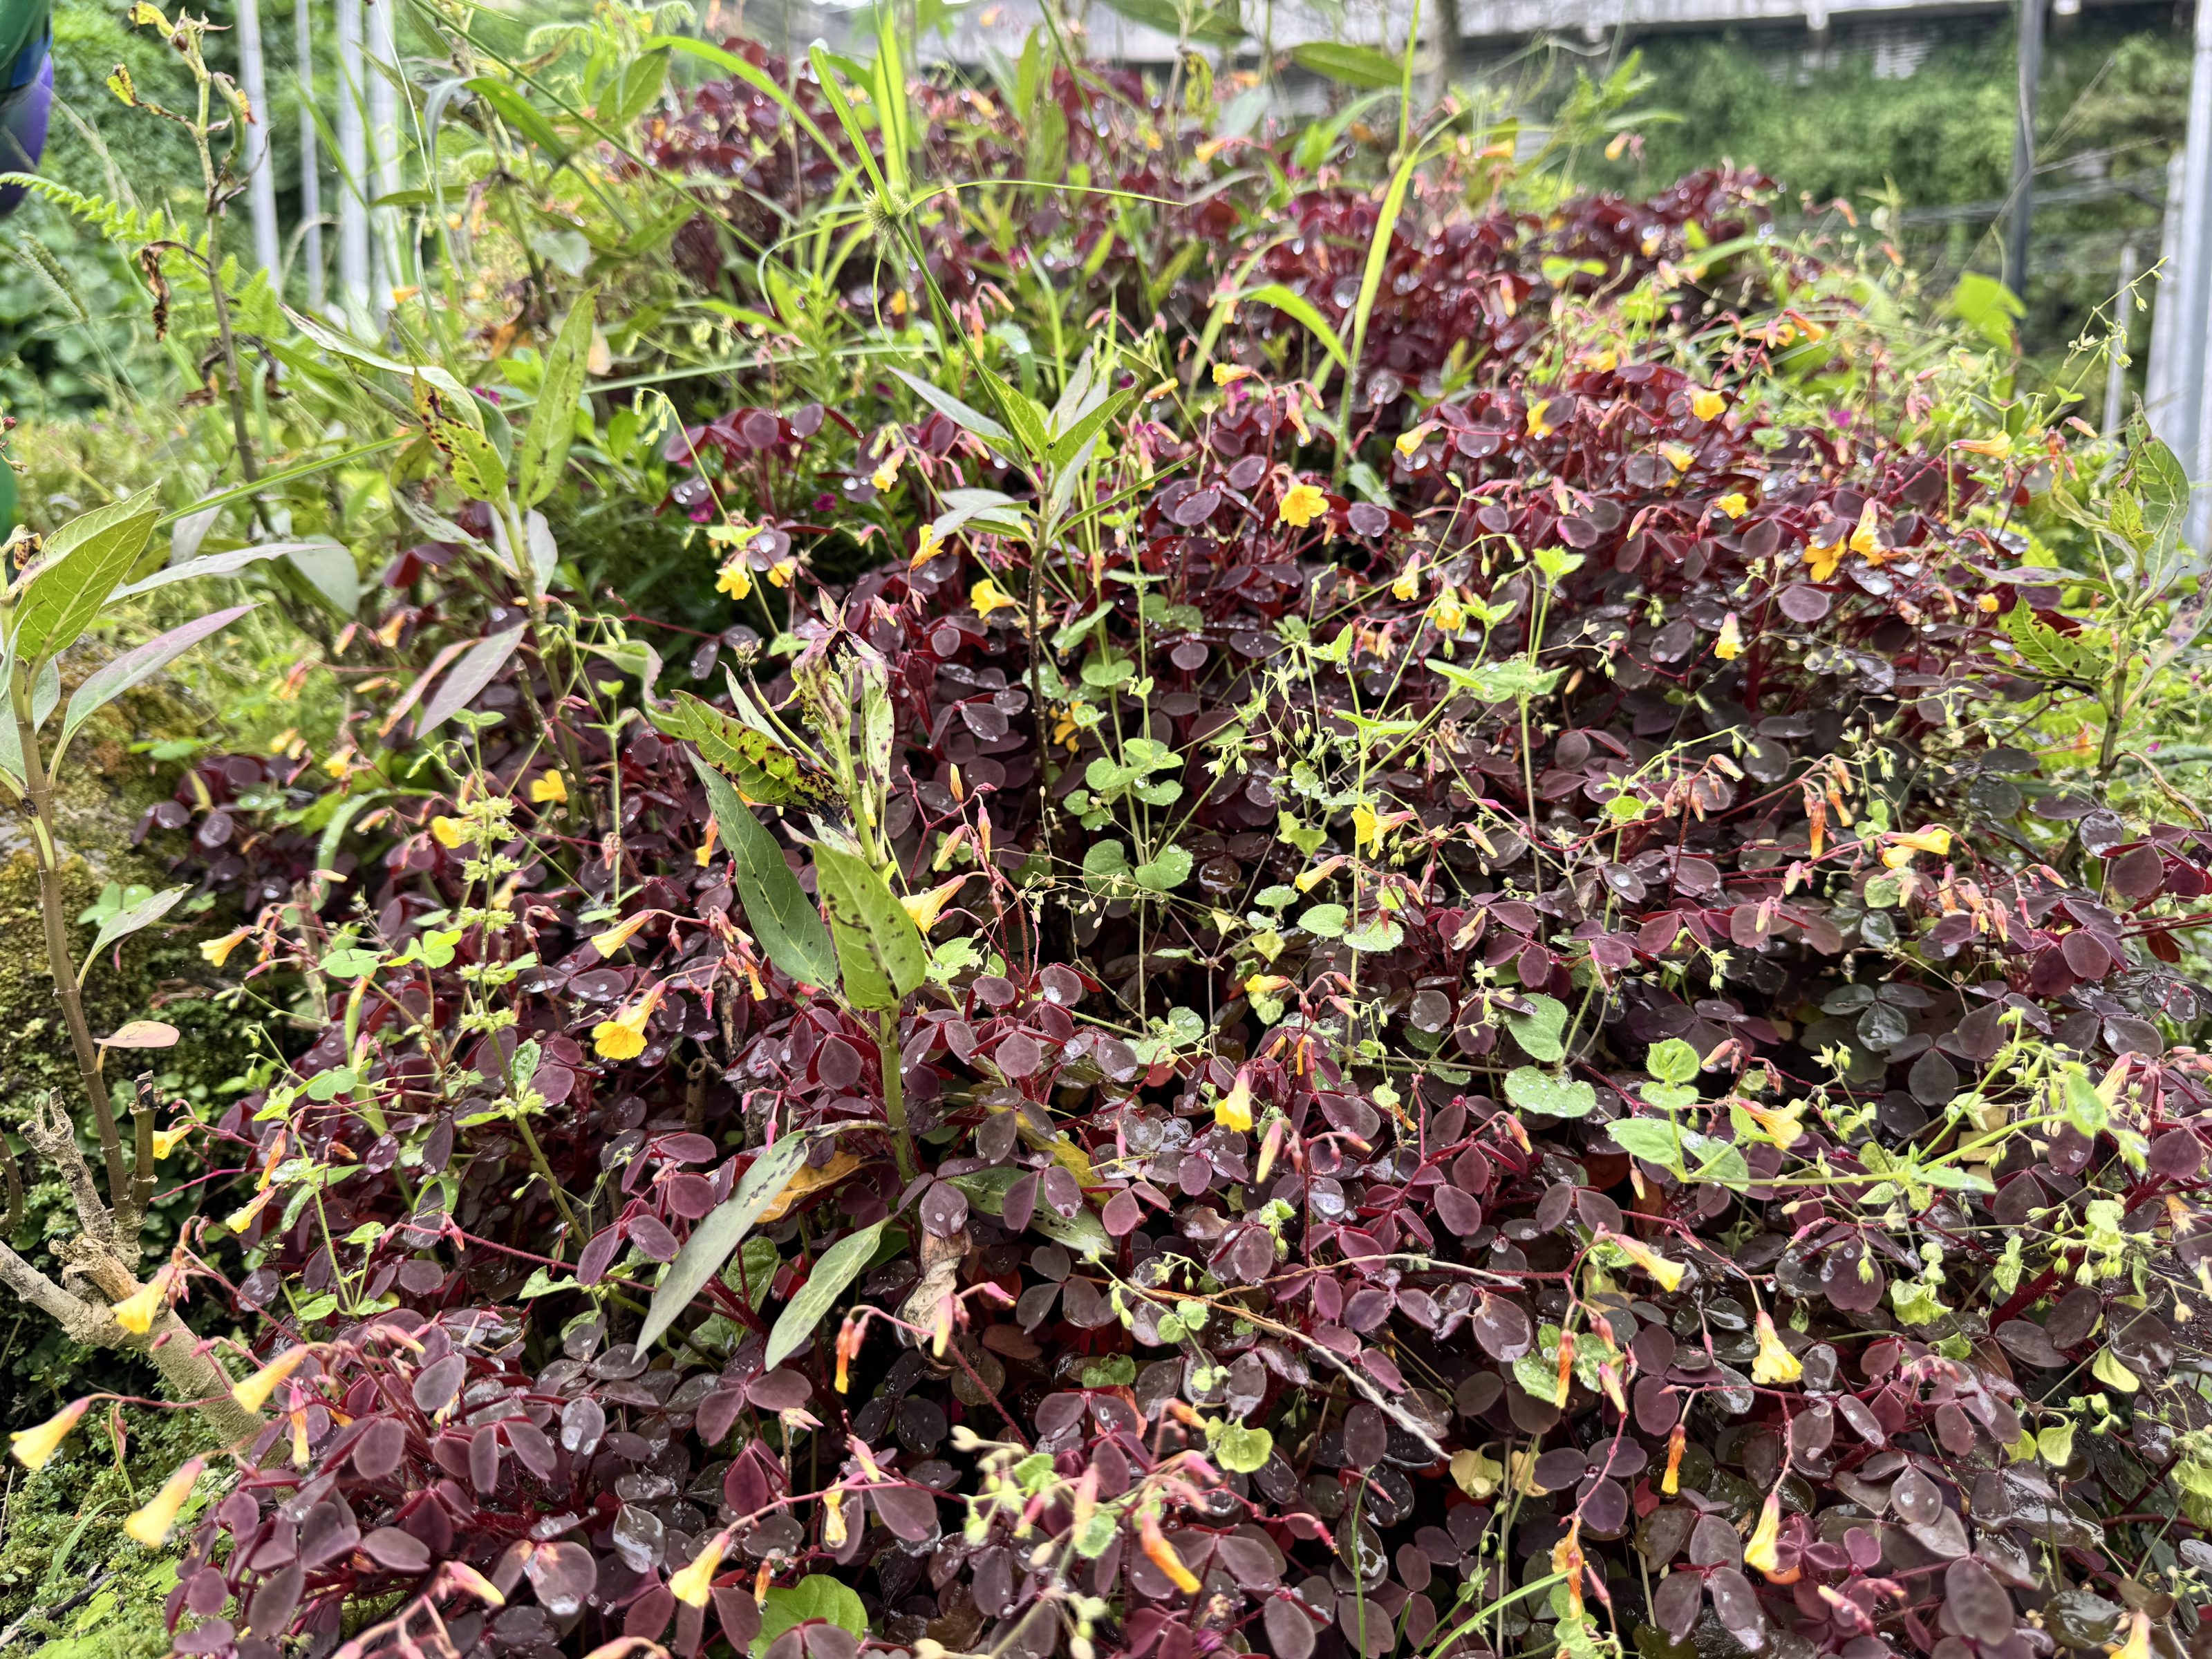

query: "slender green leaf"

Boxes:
[1290, 41, 1404, 88]
[519, 287, 599, 508]
[12, 489, 159, 662]
[889, 368, 1009, 444]
[762, 1219, 886, 1371]
[59, 602, 256, 763]
[691, 756, 838, 988]
[812, 841, 928, 1010]
[1241, 282, 1349, 373]
[466, 77, 570, 159]
[635, 1132, 810, 1353]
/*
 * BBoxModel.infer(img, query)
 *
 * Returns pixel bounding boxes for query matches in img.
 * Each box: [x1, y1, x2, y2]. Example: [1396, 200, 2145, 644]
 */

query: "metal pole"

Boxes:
[2168, 0, 2212, 497]
[236, 0, 281, 281]
[335, 0, 371, 321]
[2104, 241, 2137, 439]
[2005, 0, 2043, 297]
[297, 0, 324, 312]
[366, 0, 402, 308]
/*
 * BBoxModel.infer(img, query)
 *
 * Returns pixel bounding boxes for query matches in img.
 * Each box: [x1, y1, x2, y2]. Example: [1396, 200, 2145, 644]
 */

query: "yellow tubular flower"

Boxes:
[1212, 363, 1250, 388]
[1606, 1230, 1686, 1291]
[1215, 1069, 1254, 1133]
[2110, 1611, 2153, 1659]
[1743, 1490, 1783, 1577]
[1691, 388, 1726, 421]
[1662, 1423, 1685, 1494]
[200, 928, 251, 968]
[1714, 614, 1743, 661]
[1716, 491, 1749, 519]
[1140, 1510, 1201, 1595]
[124, 1457, 204, 1546]
[717, 561, 753, 602]
[669, 1530, 730, 1607]
[150, 1125, 192, 1161]
[590, 913, 652, 958]
[1751, 1311, 1803, 1385]
[1278, 482, 1329, 528]
[1849, 500, 1882, 556]
[971, 578, 1020, 618]
[900, 873, 972, 933]
[1659, 442, 1695, 473]
[111, 1267, 176, 1335]
[529, 770, 568, 805]
[232, 1347, 313, 1414]
[431, 816, 465, 850]
[593, 995, 657, 1061]
[9, 1398, 89, 1469]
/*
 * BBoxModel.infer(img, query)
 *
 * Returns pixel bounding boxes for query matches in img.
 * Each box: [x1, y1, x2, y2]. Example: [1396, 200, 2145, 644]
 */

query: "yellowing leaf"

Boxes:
[756, 1149, 865, 1224]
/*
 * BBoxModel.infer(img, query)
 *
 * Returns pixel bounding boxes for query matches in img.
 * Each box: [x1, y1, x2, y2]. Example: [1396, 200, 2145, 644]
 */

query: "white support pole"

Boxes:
[297, 0, 324, 312]
[2104, 241, 2137, 440]
[366, 0, 402, 306]
[236, 0, 281, 282]
[2147, 151, 2182, 436]
[2170, 0, 2212, 544]
[335, 0, 374, 324]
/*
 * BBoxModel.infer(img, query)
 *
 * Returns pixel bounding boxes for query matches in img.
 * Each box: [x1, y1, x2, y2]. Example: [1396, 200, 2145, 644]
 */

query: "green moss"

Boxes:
[0, 1404, 218, 1649]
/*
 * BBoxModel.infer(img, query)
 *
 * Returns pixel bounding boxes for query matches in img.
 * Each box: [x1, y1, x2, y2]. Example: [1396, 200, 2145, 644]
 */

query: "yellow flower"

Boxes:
[322, 750, 353, 779]
[1741, 1100, 1804, 1147]
[1140, 1510, 1201, 1595]
[590, 913, 652, 958]
[1605, 1230, 1686, 1291]
[1215, 1068, 1253, 1133]
[871, 460, 899, 492]
[1804, 531, 1844, 584]
[1430, 590, 1466, 633]
[1658, 442, 1695, 474]
[909, 525, 944, 568]
[124, 1458, 203, 1546]
[1526, 402, 1555, 439]
[1212, 363, 1250, 388]
[1691, 388, 1726, 422]
[1353, 804, 1382, 855]
[1396, 423, 1435, 457]
[529, 771, 568, 805]
[1714, 613, 1743, 661]
[900, 873, 971, 933]
[200, 928, 251, 968]
[1277, 482, 1328, 528]
[1848, 500, 1882, 556]
[150, 1125, 191, 1161]
[1882, 825, 1954, 868]
[232, 1346, 313, 1414]
[2110, 1611, 2153, 1659]
[1743, 1490, 1783, 1577]
[1751, 1311, 1803, 1385]
[431, 816, 466, 850]
[111, 1267, 176, 1335]
[9, 1398, 88, 1469]
[1391, 563, 1421, 602]
[1958, 433, 2012, 460]
[971, 578, 1020, 618]
[593, 1001, 654, 1062]
[1244, 974, 1291, 998]
[1978, 592, 2001, 613]
[766, 556, 798, 588]
[717, 561, 753, 602]
[1661, 1424, 1684, 1494]
[668, 1530, 729, 1607]
[1716, 491, 1748, 519]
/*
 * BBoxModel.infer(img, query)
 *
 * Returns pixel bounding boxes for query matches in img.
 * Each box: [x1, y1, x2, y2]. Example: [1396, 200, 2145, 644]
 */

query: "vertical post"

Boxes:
[2147, 151, 2183, 437]
[236, 0, 281, 281]
[335, 0, 372, 321]
[297, 0, 324, 312]
[2006, 0, 2043, 299]
[2166, 0, 2212, 483]
[2103, 241, 2137, 439]
[366, 0, 402, 305]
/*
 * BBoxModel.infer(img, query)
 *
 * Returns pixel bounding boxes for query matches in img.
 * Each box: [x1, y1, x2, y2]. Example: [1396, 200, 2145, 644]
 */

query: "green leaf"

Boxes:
[1342, 918, 1405, 952]
[11, 488, 158, 662]
[691, 756, 838, 990]
[889, 368, 1010, 444]
[283, 540, 360, 619]
[1645, 1038, 1699, 1086]
[652, 692, 842, 815]
[762, 1219, 887, 1372]
[1607, 1118, 1682, 1164]
[1094, 0, 1245, 46]
[413, 374, 509, 503]
[1214, 1423, 1273, 1473]
[465, 77, 570, 160]
[635, 1132, 810, 1354]
[1134, 845, 1192, 892]
[2036, 1420, 2076, 1465]
[1241, 282, 1349, 373]
[1504, 1066, 1597, 1120]
[1299, 903, 1348, 939]
[946, 1166, 1111, 1259]
[1505, 995, 1569, 1062]
[756, 1576, 868, 1656]
[518, 287, 599, 508]
[57, 602, 256, 765]
[84, 883, 188, 962]
[2090, 1347, 2140, 1393]
[812, 841, 929, 1010]
[1290, 41, 1404, 88]
[1425, 657, 1566, 702]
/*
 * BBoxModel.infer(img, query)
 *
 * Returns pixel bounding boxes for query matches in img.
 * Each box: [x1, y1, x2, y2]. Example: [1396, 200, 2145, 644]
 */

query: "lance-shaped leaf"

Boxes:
[812, 841, 928, 1010]
[762, 1219, 887, 1372]
[518, 288, 599, 509]
[80, 884, 188, 977]
[11, 487, 159, 662]
[651, 691, 843, 816]
[690, 755, 836, 989]
[417, 627, 525, 738]
[115, 540, 344, 601]
[58, 603, 256, 765]
[888, 368, 1009, 445]
[412, 374, 509, 504]
[635, 1132, 810, 1353]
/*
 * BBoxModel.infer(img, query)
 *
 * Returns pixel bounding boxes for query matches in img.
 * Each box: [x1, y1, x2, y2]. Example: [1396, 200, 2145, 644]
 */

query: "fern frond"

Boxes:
[0, 176, 190, 249]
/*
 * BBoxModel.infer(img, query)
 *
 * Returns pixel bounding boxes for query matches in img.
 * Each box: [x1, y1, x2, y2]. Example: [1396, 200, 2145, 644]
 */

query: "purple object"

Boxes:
[0, 55, 52, 218]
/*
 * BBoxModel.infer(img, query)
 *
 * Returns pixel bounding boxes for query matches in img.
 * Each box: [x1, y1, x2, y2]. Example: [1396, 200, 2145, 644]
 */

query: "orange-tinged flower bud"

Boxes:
[669, 1530, 729, 1607]
[10, 1398, 89, 1469]
[1662, 1423, 1685, 1494]
[232, 1346, 312, 1414]
[124, 1457, 204, 1545]
[1140, 1510, 1201, 1595]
